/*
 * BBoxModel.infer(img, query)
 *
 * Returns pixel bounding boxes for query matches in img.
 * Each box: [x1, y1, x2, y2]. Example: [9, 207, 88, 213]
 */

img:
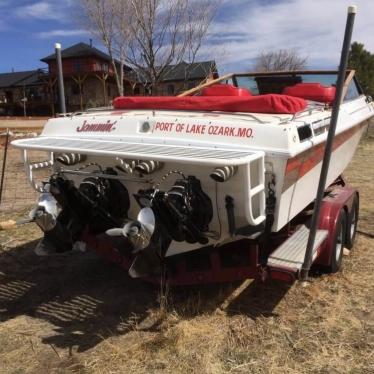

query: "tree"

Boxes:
[80, 0, 219, 95]
[348, 42, 374, 97]
[254, 49, 307, 72]
[81, 0, 129, 96]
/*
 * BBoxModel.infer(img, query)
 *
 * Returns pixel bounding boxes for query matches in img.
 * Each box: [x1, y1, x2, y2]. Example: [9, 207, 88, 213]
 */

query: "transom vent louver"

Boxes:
[134, 160, 163, 174]
[116, 159, 163, 174]
[210, 166, 238, 182]
[56, 153, 86, 165]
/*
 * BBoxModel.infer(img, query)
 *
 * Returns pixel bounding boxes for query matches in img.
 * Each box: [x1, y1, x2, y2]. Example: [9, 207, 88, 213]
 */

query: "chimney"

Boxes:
[89, 39, 93, 48]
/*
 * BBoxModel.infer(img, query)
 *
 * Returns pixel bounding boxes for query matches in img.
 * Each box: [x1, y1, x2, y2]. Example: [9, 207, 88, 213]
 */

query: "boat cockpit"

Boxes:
[112, 70, 365, 116]
[187, 70, 363, 104]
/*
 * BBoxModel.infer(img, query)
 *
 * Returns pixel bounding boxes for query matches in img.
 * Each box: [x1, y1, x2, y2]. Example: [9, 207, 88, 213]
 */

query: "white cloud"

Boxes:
[204, 0, 374, 72]
[36, 29, 89, 38]
[14, 0, 76, 21]
[15, 1, 58, 19]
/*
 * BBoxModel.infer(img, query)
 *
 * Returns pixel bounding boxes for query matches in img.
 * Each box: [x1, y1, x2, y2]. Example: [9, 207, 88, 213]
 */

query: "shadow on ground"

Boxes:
[0, 239, 292, 352]
[0, 240, 160, 352]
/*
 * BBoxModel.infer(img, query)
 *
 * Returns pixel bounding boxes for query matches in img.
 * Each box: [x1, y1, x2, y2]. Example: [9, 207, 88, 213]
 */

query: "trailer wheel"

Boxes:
[327, 209, 347, 273]
[345, 194, 359, 250]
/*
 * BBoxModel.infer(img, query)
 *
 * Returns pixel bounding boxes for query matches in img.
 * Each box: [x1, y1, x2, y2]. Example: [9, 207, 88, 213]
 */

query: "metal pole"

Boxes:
[0, 129, 10, 206]
[300, 5, 357, 281]
[55, 43, 66, 114]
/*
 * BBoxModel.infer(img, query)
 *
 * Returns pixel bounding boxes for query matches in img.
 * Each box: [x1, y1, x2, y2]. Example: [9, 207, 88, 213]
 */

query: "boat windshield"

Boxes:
[232, 71, 340, 95]
[180, 70, 362, 102]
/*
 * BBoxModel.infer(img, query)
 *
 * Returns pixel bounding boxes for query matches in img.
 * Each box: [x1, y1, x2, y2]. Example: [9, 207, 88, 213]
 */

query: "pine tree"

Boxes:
[348, 42, 374, 97]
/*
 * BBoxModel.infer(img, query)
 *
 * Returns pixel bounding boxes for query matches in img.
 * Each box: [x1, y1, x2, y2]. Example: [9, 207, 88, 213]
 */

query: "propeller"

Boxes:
[29, 188, 60, 233]
[106, 207, 156, 252]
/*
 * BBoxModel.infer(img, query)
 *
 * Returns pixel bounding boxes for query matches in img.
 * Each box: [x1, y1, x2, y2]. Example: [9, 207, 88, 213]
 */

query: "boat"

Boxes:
[10, 6, 373, 283]
[10, 69, 373, 280]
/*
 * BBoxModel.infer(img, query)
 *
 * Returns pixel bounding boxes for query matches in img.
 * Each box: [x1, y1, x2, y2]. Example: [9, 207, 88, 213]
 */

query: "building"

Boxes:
[128, 61, 219, 96]
[0, 42, 218, 116]
[41, 42, 131, 113]
[0, 69, 50, 116]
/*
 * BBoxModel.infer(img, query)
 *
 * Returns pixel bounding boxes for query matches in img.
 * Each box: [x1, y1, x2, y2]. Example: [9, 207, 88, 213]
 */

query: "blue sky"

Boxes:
[1, 0, 374, 74]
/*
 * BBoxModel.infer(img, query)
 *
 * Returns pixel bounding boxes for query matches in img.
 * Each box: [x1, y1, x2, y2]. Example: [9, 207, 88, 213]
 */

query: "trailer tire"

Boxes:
[327, 209, 347, 273]
[345, 194, 359, 250]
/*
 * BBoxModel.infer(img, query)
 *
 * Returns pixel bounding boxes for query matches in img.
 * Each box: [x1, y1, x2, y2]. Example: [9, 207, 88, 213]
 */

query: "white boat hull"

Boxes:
[275, 121, 367, 230]
[11, 95, 373, 257]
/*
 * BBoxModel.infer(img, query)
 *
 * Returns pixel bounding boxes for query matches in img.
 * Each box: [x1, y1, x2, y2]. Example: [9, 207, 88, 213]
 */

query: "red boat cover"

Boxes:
[201, 84, 252, 96]
[283, 83, 336, 104]
[113, 94, 306, 114]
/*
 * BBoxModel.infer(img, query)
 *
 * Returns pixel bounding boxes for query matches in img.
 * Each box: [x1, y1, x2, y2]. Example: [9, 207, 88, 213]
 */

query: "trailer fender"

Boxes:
[315, 186, 357, 266]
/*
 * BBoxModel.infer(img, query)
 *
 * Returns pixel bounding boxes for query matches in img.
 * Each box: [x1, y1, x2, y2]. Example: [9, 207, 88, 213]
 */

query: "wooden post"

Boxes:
[72, 75, 87, 111]
[48, 77, 57, 116]
[95, 73, 108, 106]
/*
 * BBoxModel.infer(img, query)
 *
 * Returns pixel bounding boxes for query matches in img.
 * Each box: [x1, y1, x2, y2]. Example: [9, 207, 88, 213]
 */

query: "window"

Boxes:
[73, 61, 83, 73]
[0, 92, 6, 103]
[235, 76, 260, 94]
[102, 63, 109, 72]
[5, 91, 13, 103]
[235, 73, 340, 96]
[344, 80, 361, 101]
[167, 84, 175, 95]
[71, 82, 80, 95]
[25, 87, 39, 100]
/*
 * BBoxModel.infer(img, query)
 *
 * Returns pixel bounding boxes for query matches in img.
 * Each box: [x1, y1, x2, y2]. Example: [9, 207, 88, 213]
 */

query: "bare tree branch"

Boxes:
[80, 0, 130, 95]
[254, 49, 308, 72]
[79, 0, 219, 95]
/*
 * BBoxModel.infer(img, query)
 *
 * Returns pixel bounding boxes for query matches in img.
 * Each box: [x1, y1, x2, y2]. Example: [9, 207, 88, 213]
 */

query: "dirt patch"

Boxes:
[0, 126, 373, 373]
[0, 118, 47, 131]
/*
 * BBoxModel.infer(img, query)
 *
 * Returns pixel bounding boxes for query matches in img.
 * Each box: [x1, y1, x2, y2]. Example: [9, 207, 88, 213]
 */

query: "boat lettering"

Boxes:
[207, 126, 252, 137]
[76, 120, 117, 132]
[154, 122, 175, 132]
[154, 122, 253, 138]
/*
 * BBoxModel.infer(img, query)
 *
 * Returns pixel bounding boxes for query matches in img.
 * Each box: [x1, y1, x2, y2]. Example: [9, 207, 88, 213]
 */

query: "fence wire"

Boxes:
[0, 131, 50, 212]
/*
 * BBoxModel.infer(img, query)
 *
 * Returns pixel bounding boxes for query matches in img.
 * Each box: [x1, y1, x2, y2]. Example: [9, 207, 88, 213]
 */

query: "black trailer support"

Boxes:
[0, 129, 10, 206]
[301, 5, 357, 280]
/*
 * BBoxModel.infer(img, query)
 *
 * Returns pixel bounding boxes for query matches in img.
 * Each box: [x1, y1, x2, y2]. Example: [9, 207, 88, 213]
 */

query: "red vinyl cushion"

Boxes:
[113, 94, 307, 114]
[201, 84, 252, 96]
[283, 83, 336, 104]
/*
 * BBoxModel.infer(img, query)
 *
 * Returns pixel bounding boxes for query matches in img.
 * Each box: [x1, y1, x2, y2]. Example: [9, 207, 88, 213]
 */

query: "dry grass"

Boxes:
[0, 126, 373, 374]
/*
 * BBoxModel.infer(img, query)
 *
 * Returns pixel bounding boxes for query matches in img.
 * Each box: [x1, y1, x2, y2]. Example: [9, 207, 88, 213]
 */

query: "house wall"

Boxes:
[48, 57, 115, 76]
[129, 79, 206, 96]
[1, 54, 216, 116]
[0, 84, 50, 116]
[62, 76, 124, 112]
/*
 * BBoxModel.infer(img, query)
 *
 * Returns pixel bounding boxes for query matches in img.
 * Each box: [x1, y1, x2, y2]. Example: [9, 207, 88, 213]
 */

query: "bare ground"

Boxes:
[0, 118, 46, 131]
[0, 127, 373, 374]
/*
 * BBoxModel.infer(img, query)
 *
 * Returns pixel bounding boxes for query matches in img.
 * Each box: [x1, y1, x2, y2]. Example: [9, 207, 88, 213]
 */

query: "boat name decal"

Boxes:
[153, 122, 253, 138]
[76, 120, 117, 133]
